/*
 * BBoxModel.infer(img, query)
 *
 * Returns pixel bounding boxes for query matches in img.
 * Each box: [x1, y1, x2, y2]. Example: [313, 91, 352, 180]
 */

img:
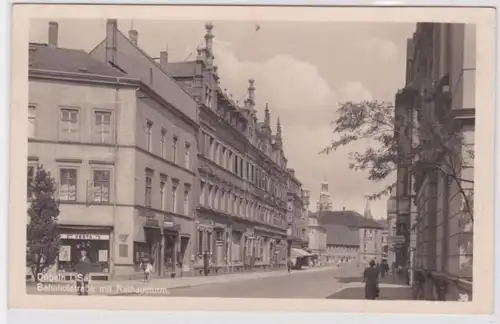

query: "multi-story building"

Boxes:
[165, 23, 296, 273]
[396, 23, 475, 300]
[286, 169, 307, 248]
[28, 20, 199, 279]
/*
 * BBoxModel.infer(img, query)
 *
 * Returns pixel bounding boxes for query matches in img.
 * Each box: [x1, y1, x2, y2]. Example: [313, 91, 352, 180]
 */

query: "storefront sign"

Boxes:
[60, 233, 110, 240]
[145, 219, 160, 227]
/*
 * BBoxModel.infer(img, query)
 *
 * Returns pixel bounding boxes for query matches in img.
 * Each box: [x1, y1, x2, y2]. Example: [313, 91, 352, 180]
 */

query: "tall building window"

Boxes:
[60, 108, 79, 141]
[160, 129, 167, 159]
[234, 155, 238, 175]
[184, 187, 190, 216]
[59, 168, 77, 201]
[172, 136, 178, 163]
[214, 143, 220, 164]
[227, 151, 232, 170]
[185, 142, 191, 169]
[171, 184, 178, 213]
[94, 111, 112, 143]
[27, 166, 34, 199]
[214, 187, 219, 210]
[145, 171, 153, 207]
[92, 170, 110, 203]
[221, 147, 227, 168]
[160, 175, 167, 210]
[209, 137, 214, 160]
[28, 105, 36, 138]
[146, 121, 153, 152]
[199, 181, 205, 206]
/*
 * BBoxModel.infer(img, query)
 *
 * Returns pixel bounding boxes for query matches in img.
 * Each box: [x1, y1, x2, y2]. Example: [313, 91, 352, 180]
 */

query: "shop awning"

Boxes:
[291, 248, 313, 258]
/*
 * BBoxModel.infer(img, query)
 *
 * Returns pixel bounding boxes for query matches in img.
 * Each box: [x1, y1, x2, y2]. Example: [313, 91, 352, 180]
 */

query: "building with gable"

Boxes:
[28, 20, 199, 280]
[164, 23, 306, 273]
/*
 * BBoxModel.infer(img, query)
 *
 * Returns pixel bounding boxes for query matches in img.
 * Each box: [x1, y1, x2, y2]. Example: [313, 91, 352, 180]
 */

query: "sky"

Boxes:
[29, 19, 416, 220]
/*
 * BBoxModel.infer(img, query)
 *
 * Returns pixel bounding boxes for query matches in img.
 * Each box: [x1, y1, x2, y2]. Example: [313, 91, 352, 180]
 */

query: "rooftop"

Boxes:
[313, 210, 386, 229]
[324, 224, 360, 247]
[29, 43, 126, 78]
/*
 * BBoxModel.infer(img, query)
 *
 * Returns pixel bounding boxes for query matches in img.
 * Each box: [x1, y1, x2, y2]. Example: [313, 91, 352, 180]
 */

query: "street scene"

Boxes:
[25, 18, 474, 302]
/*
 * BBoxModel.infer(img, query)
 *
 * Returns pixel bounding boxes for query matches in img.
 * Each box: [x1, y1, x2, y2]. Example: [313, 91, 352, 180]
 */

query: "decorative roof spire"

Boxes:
[264, 103, 270, 127]
[275, 117, 283, 146]
[244, 78, 256, 113]
[204, 22, 215, 67]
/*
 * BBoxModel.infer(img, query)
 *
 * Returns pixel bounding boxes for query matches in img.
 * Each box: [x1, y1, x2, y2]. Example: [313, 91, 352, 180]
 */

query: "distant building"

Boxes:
[323, 224, 359, 264]
[314, 202, 386, 265]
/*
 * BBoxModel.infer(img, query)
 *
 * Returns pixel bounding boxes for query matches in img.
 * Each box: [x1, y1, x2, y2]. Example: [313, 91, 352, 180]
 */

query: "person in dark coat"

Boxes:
[363, 260, 380, 300]
[75, 249, 92, 296]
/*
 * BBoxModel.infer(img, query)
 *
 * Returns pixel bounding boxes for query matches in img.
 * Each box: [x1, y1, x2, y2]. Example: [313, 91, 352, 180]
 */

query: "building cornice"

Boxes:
[29, 68, 200, 130]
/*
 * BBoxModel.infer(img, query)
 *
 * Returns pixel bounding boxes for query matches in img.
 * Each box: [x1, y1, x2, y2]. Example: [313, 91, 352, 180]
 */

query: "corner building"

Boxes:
[166, 23, 296, 273]
[27, 20, 200, 280]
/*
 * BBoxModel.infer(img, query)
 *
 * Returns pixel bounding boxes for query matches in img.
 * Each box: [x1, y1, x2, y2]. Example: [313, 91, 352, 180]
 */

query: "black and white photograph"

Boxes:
[8, 4, 495, 314]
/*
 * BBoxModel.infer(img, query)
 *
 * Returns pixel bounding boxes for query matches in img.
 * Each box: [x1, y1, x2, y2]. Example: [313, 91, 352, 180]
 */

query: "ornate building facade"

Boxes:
[165, 23, 298, 274]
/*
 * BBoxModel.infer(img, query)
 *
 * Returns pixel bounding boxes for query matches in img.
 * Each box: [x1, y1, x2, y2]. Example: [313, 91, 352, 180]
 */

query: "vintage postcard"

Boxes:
[8, 4, 495, 315]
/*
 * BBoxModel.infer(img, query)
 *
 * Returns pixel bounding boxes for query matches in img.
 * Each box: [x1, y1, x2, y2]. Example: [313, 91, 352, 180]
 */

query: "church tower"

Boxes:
[364, 198, 374, 219]
[316, 178, 333, 213]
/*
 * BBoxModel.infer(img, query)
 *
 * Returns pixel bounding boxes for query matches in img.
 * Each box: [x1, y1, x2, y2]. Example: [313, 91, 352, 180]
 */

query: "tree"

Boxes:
[320, 100, 474, 224]
[26, 165, 61, 282]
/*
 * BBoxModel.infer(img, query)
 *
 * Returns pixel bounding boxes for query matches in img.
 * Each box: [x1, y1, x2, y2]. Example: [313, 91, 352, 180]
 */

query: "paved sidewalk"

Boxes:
[327, 273, 413, 300]
[26, 264, 343, 296]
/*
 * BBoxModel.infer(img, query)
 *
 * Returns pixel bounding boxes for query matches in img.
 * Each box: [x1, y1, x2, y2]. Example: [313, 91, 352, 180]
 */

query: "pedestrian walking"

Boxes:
[140, 256, 153, 283]
[75, 249, 92, 296]
[287, 259, 293, 273]
[363, 260, 380, 300]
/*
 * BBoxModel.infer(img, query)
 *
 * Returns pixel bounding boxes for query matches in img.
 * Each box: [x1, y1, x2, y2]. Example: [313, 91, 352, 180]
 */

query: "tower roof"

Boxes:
[364, 199, 374, 219]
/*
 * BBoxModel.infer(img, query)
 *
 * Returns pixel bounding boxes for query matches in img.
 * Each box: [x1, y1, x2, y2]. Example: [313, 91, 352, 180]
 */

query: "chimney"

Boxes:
[48, 22, 58, 48]
[106, 19, 118, 64]
[129, 29, 138, 45]
[160, 46, 168, 69]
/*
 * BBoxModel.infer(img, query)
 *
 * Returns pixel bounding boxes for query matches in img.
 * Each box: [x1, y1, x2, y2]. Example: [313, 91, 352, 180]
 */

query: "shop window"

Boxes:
[119, 244, 128, 258]
[58, 235, 110, 273]
[133, 242, 149, 265]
